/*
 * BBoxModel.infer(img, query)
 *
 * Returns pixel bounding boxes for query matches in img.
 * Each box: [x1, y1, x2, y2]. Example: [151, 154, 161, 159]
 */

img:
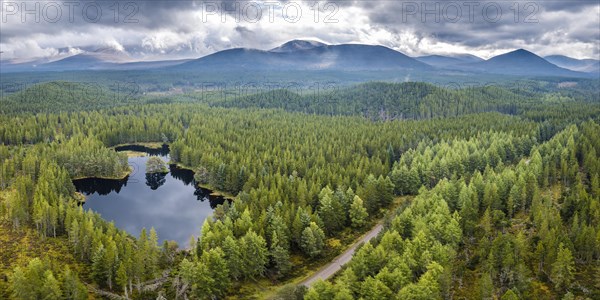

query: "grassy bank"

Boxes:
[110, 142, 165, 149]
[71, 167, 131, 181]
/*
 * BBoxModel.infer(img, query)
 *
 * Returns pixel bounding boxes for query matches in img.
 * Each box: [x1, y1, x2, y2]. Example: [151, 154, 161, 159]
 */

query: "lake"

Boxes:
[73, 145, 226, 247]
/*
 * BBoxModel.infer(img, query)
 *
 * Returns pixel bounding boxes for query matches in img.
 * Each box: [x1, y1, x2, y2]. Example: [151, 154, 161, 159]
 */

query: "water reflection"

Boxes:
[72, 145, 228, 247]
[168, 165, 225, 208]
[114, 144, 170, 156]
[169, 164, 195, 186]
[74, 177, 128, 195]
[145, 172, 167, 190]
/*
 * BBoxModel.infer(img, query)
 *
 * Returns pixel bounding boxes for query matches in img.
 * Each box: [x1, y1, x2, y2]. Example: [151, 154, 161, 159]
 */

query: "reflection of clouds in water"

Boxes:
[80, 154, 217, 247]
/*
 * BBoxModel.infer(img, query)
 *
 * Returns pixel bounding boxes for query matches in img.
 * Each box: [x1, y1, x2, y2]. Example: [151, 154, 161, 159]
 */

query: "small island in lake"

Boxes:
[146, 156, 169, 173]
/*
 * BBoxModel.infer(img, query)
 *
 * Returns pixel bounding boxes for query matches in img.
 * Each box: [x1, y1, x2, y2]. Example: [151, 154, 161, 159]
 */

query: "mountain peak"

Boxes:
[92, 46, 128, 55]
[495, 48, 540, 59]
[270, 40, 327, 53]
[486, 49, 546, 64]
[178, 41, 430, 71]
[466, 48, 586, 76]
[508, 48, 536, 56]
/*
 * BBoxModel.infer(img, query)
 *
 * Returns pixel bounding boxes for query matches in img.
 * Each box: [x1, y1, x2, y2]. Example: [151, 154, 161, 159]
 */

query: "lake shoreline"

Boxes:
[71, 168, 131, 181]
[170, 162, 236, 201]
[72, 146, 231, 247]
[72, 142, 235, 204]
[110, 142, 166, 150]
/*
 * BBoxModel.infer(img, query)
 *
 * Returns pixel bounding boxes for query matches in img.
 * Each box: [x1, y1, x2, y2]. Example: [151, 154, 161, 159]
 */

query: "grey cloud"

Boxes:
[540, 0, 598, 12]
[235, 25, 253, 35]
[349, 0, 598, 56]
[0, 0, 598, 60]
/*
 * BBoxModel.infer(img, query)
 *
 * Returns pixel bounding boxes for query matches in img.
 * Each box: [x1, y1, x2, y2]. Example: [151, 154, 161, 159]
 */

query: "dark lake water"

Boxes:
[73, 145, 226, 247]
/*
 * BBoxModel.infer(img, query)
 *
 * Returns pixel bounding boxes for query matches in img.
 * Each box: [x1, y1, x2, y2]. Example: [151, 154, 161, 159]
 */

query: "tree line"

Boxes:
[305, 120, 600, 299]
[0, 80, 597, 298]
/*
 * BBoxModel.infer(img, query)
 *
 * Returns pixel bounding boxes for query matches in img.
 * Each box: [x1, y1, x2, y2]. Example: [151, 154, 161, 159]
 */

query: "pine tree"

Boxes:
[40, 270, 62, 300]
[239, 230, 268, 279]
[62, 267, 87, 300]
[305, 280, 336, 300]
[9, 266, 33, 300]
[501, 289, 519, 300]
[301, 222, 325, 258]
[459, 184, 478, 235]
[349, 195, 368, 228]
[479, 272, 494, 300]
[319, 187, 344, 234]
[91, 244, 107, 286]
[104, 240, 118, 290]
[201, 247, 231, 298]
[359, 174, 379, 214]
[116, 263, 129, 298]
[562, 291, 575, 300]
[359, 277, 392, 300]
[551, 243, 575, 292]
[147, 227, 160, 278]
[212, 163, 227, 191]
[222, 236, 242, 279]
[270, 232, 292, 277]
[397, 262, 444, 300]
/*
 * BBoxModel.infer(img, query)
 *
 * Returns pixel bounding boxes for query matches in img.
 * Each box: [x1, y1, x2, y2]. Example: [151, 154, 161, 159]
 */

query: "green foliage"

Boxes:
[62, 267, 88, 300]
[301, 222, 326, 258]
[239, 230, 269, 279]
[551, 243, 575, 292]
[358, 175, 395, 214]
[202, 82, 600, 120]
[146, 156, 169, 173]
[501, 289, 520, 300]
[349, 195, 368, 228]
[179, 247, 232, 299]
[270, 228, 292, 277]
[319, 120, 600, 299]
[54, 135, 129, 179]
[1, 79, 598, 299]
[9, 258, 86, 300]
[0, 81, 139, 115]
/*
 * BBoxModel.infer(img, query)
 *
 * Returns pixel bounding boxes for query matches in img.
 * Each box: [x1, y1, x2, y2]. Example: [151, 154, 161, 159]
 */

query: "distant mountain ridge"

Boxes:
[544, 55, 600, 73]
[416, 54, 483, 68]
[460, 49, 584, 77]
[1, 40, 594, 78]
[270, 40, 327, 53]
[174, 42, 432, 71]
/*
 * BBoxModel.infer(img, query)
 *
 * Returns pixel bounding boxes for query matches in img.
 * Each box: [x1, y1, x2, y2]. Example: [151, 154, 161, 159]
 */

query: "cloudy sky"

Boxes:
[1, 0, 599, 61]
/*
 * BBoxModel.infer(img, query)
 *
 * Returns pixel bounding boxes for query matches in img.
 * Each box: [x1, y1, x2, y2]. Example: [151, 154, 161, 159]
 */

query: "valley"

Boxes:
[0, 77, 598, 299]
[1, 2, 599, 299]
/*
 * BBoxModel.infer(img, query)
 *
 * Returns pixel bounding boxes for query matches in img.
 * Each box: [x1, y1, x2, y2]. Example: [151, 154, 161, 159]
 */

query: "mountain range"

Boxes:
[1, 40, 598, 78]
[415, 54, 484, 67]
[459, 49, 588, 77]
[173, 40, 431, 71]
[544, 55, 600, 74]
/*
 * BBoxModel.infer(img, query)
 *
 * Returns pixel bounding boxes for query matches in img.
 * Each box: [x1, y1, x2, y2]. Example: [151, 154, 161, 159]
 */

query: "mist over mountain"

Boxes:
[42, 49, 130, 71]
[174, 41, 431, 71]
[416, 54, 483, 68]
[544, 55, 600, 74]
[270, 40, 328, 53]
[0, 40, 594, 78]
